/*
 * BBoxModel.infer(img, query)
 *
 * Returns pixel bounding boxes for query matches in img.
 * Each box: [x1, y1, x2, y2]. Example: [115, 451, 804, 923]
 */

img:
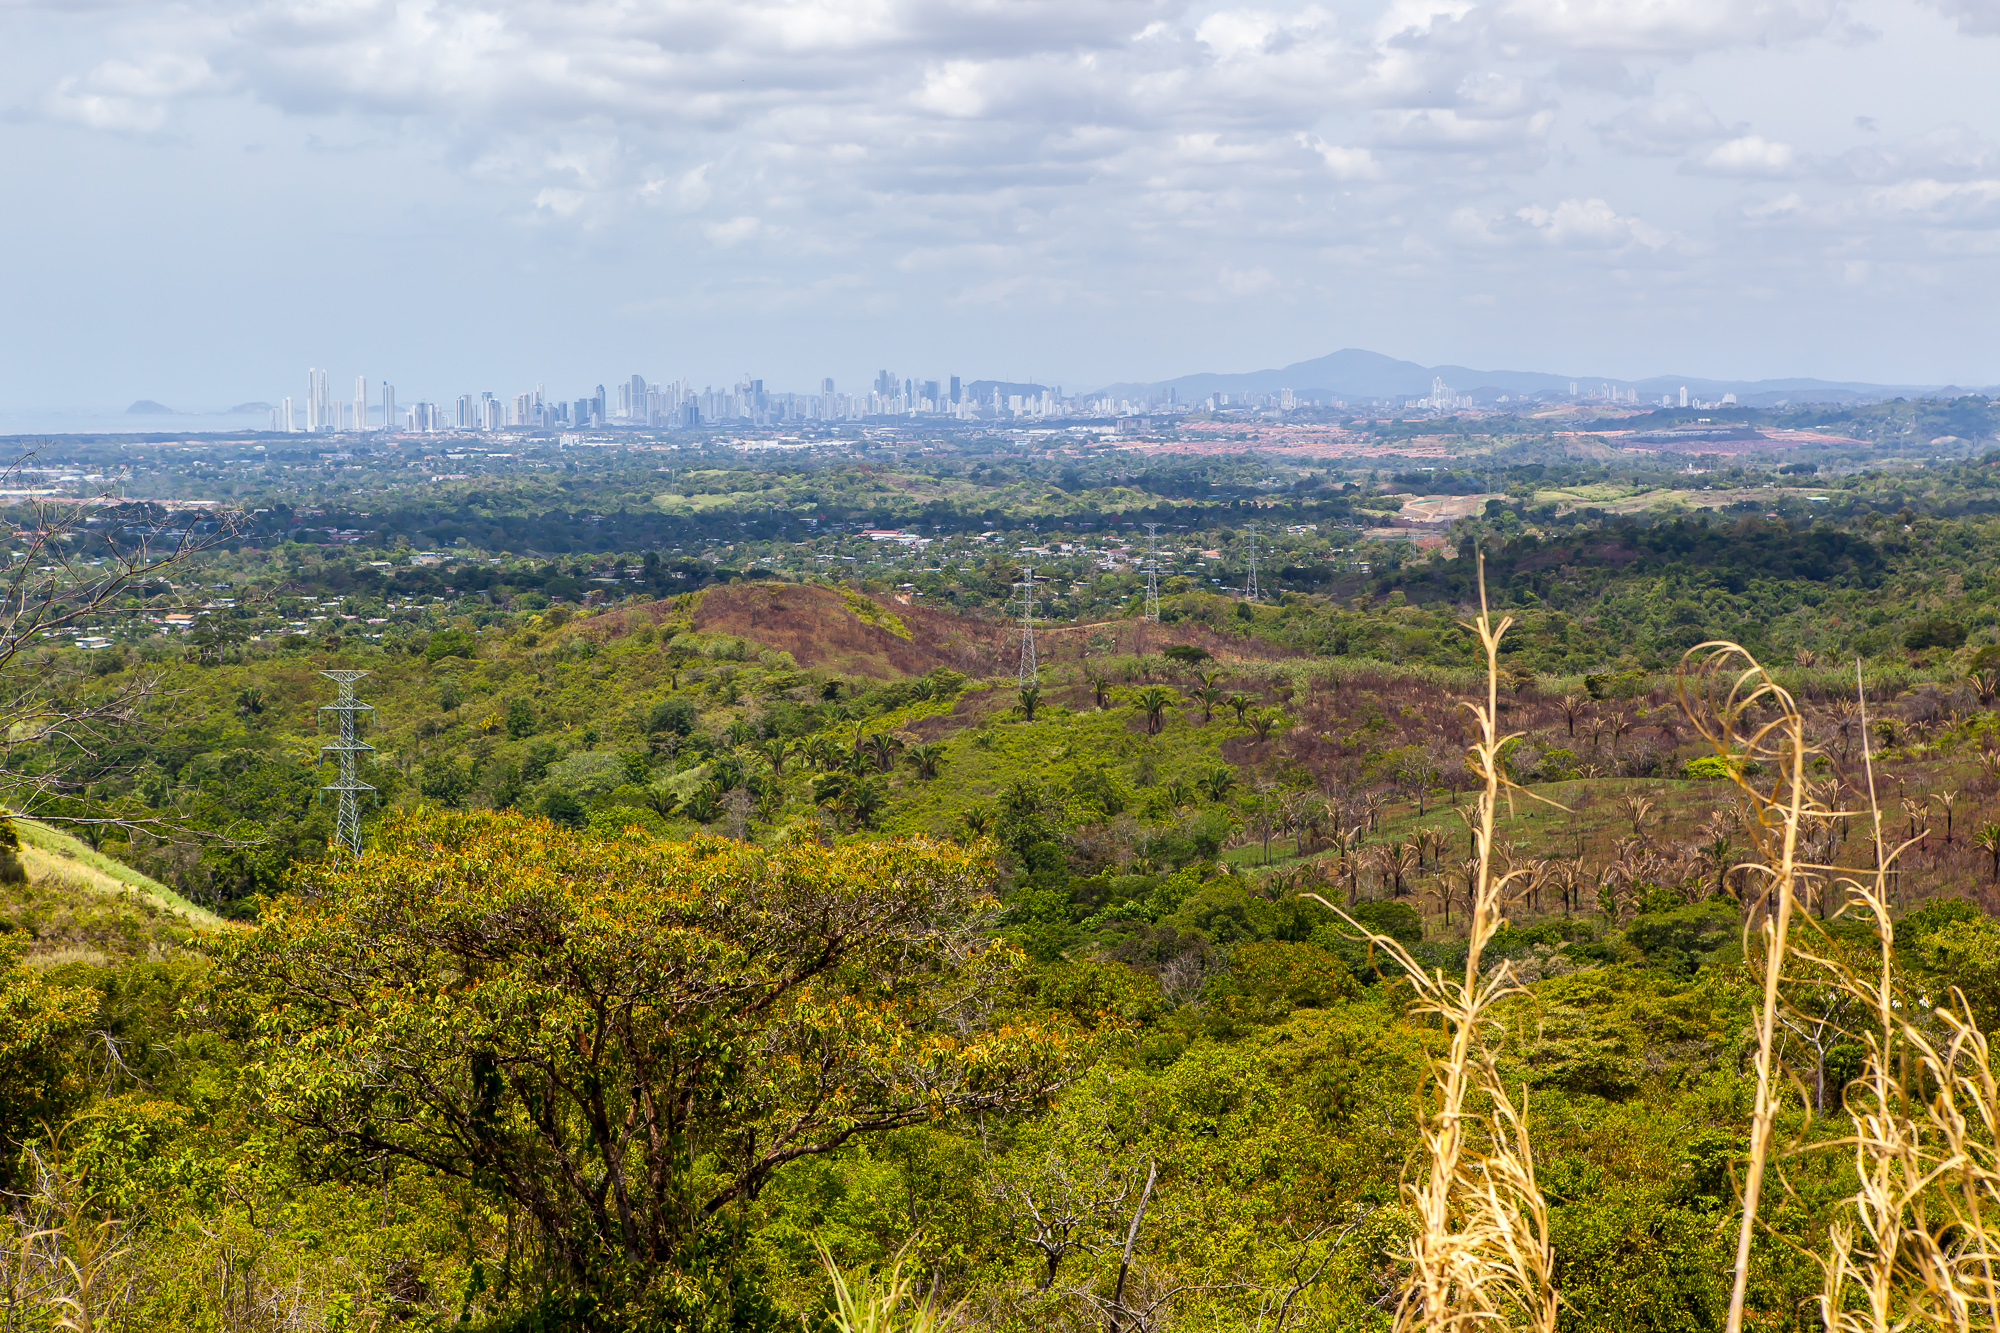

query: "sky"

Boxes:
[4, 0, 1998, 411]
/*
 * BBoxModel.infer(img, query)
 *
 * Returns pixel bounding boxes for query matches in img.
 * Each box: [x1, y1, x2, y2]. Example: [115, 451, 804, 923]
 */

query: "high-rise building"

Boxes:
[949, 375, 961, 404]
[457, 394, 476, 429]
[354, 376, 367, 433]
[1679, 386, 1689, 407]
[822, 377, 836, 396]
[281, 396, 296, 432]
[875, 369, 896, 397]
[593, 385, 606, 424]
[382, 382, 396, 433]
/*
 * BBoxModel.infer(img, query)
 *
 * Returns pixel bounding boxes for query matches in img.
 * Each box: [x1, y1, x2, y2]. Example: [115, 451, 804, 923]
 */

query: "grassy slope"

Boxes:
[14, 818, 228, 931]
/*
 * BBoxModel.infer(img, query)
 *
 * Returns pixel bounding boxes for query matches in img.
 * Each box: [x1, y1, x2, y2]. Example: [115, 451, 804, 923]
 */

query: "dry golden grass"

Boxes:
[1303, 557, 1557, 1333]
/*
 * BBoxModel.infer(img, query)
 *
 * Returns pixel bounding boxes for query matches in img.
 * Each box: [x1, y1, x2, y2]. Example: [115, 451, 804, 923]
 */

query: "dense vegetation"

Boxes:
[11, 430, 2000, 1330]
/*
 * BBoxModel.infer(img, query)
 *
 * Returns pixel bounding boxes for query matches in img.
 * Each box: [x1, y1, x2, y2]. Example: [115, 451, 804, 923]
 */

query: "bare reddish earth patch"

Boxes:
[584, 582, 1305, 681]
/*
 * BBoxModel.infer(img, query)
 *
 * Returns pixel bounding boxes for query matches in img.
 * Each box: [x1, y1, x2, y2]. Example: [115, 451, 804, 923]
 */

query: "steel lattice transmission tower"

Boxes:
[1142, 523, 1161, 623]
[1014, 567, 1040, 686]
[1242, 522, 1261, 602]
[319, 670, 375, 856]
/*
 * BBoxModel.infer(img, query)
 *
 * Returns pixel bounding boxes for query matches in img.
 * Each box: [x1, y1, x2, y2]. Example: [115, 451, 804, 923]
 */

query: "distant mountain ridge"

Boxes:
[1088, 348, 1996, 408]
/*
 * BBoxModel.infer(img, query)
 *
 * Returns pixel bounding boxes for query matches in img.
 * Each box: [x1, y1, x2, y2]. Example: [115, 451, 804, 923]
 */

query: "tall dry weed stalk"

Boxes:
[1676, 642, 1819, 1333]
[1780, 664, 2000, 1332]
[1679, 646, 2000, 1333]
[1305, 559, 1556, 1333]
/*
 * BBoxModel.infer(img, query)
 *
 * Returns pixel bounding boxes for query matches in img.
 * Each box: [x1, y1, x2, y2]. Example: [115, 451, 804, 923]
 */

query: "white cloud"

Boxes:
[1491, 0, 1847, 54]
[6, 0, 1998, 397]
[1515, 196, 1671, 249]
[1692, 134, 1802, 177]
[43, 52, 216, 132]
[1595, 91, 1724, 155]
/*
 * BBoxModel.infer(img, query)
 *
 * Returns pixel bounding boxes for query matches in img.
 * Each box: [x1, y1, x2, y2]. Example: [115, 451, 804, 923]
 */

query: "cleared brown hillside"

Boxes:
[578, 581, 1302, 679]
[689, 581, 1305, 679]
[688, 582, 1005, 678]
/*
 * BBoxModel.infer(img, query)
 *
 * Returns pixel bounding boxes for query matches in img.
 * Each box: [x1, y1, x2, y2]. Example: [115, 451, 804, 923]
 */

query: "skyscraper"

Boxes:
[382, 382, 396, 433]
[281, 396, 295, 432]
[353, 376, 367, 433]
[949, 375, 961, 405]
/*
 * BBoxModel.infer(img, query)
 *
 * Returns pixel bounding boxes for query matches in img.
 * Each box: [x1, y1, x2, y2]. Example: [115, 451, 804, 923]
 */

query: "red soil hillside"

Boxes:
[688, 582, 1306, 680]
[576, 582, 1305, 680]
[689, 582, 1006, 679]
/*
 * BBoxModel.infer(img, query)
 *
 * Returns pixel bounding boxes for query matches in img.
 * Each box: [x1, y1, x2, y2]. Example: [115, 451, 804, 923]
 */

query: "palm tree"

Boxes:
[1164, 779, 1196, 814]
[842, 780, 887, 830]
[642, 781, 679, 818]
[1975, 821, 2000, 882]
[1557, 693, 1590, 738]
[906, 743, 946, 780]
[961, 804, 993, 839]
[802, 734, 839, 771]
[1191, 683, 1225, 723]
[1225, 693, 1254, 725]
[682, 783, 723, 824]
[759, 736, 794, 776]
[863, 732, 904, 773]
[1372, 842, 1416, 898]
[1017, 685, 1043, 722]
[1197, 765, 1237, 803]
[1248, 708, 1283, 742]
[1134, 686, 1177, 736]
[1085, 670, 1112, 710]
[1621, 794, 1656, 843]
[1934, 788, 1961, 842]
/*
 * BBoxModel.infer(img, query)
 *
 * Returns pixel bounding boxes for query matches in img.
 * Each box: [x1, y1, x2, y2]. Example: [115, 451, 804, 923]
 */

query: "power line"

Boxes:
[1014, 566, 1039, 686]
[1242, 522, 1261, 602]
[319, 670, 375, 856]
[1142, 522, 1161, 623]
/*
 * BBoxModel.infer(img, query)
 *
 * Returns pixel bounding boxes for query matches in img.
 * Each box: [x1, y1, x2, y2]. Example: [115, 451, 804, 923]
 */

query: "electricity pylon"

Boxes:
[319, 670, 375, 856]
[1014, 567, 1039, 686]
[1142, 522, 1161, 623]
[1242, 522, 1261, 602]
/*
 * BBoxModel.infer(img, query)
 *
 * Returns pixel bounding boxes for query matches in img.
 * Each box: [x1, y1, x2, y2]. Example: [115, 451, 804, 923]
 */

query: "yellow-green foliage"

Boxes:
[220, 809, 1090, 1318]
[842, 591, 911, 639]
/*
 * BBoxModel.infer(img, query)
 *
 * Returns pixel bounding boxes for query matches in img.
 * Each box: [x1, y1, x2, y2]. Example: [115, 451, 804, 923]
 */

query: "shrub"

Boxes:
[1904, 617, 1967, 652]
[646, 697, 700, 737]
[425, 627, 478, 663]
[1683, 755, 1739, 780]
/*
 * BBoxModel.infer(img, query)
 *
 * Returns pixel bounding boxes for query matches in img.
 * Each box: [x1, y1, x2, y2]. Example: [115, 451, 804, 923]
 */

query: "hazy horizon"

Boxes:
[7, 0, 1997, 408]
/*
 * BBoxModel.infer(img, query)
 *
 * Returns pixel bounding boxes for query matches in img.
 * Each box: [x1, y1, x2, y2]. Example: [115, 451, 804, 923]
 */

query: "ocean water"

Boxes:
[0, 409, 269, 438]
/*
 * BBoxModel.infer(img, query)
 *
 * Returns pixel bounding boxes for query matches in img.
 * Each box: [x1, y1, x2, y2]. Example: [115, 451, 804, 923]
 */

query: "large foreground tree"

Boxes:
[221, 811, 1087, 1324]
